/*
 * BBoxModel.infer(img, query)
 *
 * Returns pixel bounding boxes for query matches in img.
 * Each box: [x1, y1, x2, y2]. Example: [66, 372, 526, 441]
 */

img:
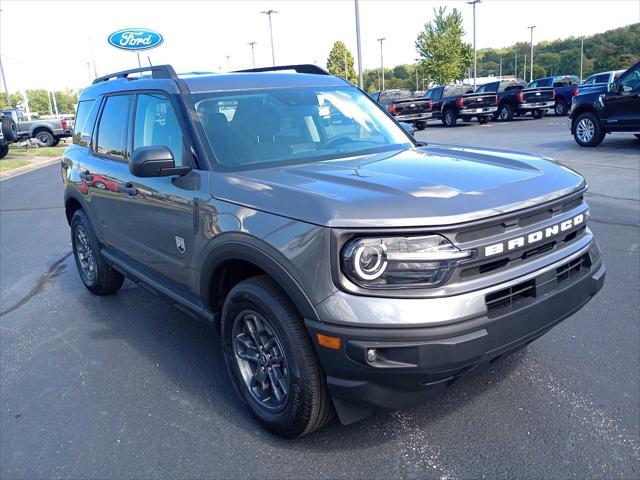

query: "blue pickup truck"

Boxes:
[529, 75, 579, 116]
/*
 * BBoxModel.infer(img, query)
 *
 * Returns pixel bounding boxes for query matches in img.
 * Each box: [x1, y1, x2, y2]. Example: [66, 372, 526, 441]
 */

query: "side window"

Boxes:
[595, 74, 610, 84]
[134, 93, 185, 166]
[73, 99, 97, 147]
[619, 65, 640, 93]
[529, 81, 538, 88]
[96, 95, 131, 159]
[583, 75, 595, 85]
[432, 88, 443, 102]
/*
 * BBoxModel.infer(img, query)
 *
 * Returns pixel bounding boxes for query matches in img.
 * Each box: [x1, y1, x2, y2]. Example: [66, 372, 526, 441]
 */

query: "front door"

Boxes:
[114, 92, 204, 290]
[602, 63, 640, 129]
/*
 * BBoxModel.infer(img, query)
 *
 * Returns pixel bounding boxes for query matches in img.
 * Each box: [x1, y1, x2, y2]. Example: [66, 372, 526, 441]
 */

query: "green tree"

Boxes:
[54, 89, 79, 114]
[0, 92, 23, 109]
[415, 7, 472, 85]
[326, 41, 357, 84]
[25, 89, 51, 116]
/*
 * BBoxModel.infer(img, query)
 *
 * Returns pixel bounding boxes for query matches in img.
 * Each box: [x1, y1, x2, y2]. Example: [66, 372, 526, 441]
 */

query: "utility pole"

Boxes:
[0, 55, 11, 107]
[515, 50, 518, 78]
[354, 0, 364, 89]
[523, 54, 527, 82]
[528, 25, 536, 82]
[377, 37, 385, 91]
[88, 35, 97, 78]
[467, 0, 481, 89]
[415, 59, 420, 91]
[580, 36, 584, 82]
[248, 41, 257, 68]
[51, 90, 59, 117]
[499, 58, 502, 79]
[47, 91, 53, 116]
[261, 10, 278, 66]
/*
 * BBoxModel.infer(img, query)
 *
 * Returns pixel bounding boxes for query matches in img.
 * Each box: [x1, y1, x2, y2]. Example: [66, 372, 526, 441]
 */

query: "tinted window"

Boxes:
[134, 93, 185, 166]
[477, 83, 498, 93]
[73, 99, 97, 147]
[619, 64, 640, 92]
[96, 95, 130, 159]
[594, 74, 610, 84]
[379, 90, 412, 106]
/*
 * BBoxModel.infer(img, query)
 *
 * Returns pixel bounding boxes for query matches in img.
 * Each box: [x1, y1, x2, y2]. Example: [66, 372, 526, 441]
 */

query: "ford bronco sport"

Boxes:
[63, 64, 605, 438]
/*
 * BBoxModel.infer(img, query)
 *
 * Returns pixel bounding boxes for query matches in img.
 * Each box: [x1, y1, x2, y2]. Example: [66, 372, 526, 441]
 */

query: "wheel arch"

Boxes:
[64, 191, 86, 225]
[32, 125, 54, 137]
[570, 105, 598, 132]
[200, 234, 320, 325]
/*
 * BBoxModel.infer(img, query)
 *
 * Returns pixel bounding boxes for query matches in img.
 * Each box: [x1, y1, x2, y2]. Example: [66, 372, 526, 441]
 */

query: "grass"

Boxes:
[0, 159, 31, 173]
[8, 145, 66, 158]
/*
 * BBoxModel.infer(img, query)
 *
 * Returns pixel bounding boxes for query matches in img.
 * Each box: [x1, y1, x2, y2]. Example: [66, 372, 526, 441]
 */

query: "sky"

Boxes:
[1, 0, 638, 91]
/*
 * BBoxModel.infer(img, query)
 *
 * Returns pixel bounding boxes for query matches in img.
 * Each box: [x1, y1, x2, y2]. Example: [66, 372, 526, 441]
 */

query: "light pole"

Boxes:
[0, 55, 11, 107]
[580, 36, 584, 82]
[354, 0, 364, 89]
[515, 50, 518, 78]
[377, 37, 385, 91]
[467, 0, 481, 89]
[415, 58, 420, 91]
[248, 41, 257, 68]
[528, 25, 536, 82]
[499, 57, 502, 79]
[261, 10, 278, 66]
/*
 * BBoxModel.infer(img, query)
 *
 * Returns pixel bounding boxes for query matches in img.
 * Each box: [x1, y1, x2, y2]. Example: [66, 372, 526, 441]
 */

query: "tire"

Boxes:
[573, 112, 605, 147]
[51, 138, 61, 147]
[1, 116, 18, 142]
[415, 121, 427, 131]
[441, 109, 457, 127]
[532, 109, 545, 119]
[35, 130, 55, 147]
[478, 116, 489, 125]
[0, 143, 8, 159]
[71, 210, 124, 295]
[497, 103, 513, 121]
[554, 100, 568, 116]
[222, 275, 334, 438]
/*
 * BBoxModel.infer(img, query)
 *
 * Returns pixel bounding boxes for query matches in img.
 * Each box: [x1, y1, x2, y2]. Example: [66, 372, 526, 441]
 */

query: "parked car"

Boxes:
[579, 69, 626, 91]
[529, 75, 580, 116]
[370, 89, 431, 130]
[475, 80, 555, 121]
[63, 63, 604, 438]
[569, 61, 640, 146]
[424, 84, 498, 126]
[0, 109, 73, 146]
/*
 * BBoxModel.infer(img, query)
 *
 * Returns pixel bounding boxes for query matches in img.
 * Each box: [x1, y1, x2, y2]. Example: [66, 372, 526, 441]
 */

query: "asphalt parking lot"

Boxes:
[1, 116, 638, 479]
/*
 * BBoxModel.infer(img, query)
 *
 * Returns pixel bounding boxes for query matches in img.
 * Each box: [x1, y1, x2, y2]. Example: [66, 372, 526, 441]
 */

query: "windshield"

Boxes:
[191, 86, 413, 169]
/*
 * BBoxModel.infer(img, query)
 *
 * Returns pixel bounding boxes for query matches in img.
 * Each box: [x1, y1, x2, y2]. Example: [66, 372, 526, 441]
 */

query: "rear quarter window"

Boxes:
[72, 100, 98, 147]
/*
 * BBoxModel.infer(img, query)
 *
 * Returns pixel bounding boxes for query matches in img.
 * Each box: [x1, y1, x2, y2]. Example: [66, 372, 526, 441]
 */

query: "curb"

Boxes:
[0, 157, 61, 181]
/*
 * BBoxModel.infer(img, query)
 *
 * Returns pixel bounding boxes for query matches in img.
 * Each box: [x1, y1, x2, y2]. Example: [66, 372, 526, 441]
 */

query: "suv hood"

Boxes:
[210, 145, 585, 228]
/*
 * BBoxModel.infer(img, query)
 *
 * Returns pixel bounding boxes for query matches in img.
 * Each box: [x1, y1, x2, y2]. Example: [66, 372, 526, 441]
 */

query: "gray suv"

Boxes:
[63, 65, 605, 438]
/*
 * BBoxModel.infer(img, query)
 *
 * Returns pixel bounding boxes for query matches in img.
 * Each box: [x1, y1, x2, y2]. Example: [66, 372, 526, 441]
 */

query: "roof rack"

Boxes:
[233, 64, 330, 75]
[92, 65, 178, 84]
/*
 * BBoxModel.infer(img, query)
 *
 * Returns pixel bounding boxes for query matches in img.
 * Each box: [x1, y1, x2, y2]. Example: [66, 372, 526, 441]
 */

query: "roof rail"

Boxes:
[92, 65, 178, 85]
[233, 64, 330, 75]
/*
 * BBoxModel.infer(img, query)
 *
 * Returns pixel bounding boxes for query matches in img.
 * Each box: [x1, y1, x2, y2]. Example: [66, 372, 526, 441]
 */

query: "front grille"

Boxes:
[485, 253, 590, 314]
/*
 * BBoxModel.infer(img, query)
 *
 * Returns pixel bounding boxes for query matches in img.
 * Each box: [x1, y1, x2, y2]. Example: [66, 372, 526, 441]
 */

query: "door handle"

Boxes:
[119, 183, 138, 196]
[79, 170, 92, 181]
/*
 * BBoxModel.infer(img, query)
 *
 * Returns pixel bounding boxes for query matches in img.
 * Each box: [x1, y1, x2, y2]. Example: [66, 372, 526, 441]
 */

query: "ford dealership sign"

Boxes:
[108, 28, 164, 51]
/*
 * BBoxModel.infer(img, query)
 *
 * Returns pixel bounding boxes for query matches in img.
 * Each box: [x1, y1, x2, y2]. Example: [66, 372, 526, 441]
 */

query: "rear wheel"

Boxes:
[532, 109, 545, 119]
[478, 116, 489, 125]
[51, 138, 61, 147]
[442, 109, 458, 127]
[71, 210, 124, 295]
[222, 275, 334, 438]
[0, 143, 8, 159]
[573, 112, 605, 147]
[415, 121, 427, 131]
[497, 103, 513, 121]
[35, 130, 55, 147]
[554, 100, 568, 116]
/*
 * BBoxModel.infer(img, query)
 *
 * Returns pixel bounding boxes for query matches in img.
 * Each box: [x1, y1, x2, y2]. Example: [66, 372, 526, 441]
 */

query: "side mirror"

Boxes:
[129, 146, 191, 177]
[399, 122, 415, 136]
[607, 82, 618, 93]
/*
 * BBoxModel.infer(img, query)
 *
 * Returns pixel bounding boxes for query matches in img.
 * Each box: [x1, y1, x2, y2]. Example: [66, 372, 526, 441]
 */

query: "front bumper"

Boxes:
[520, 100, 555, 110]
[394, 112, 433, 122]
[307, 251, 604, 416]
[459, 106, 497, 115]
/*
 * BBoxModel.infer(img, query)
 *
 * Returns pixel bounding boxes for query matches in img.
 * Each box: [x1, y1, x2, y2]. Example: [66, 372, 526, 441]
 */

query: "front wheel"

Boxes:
[478, 116, 489, 125]
[0, 143, 8, 159]
[222, 276, 334, 438]
[573, 112, 605, 147]
[441, 110, 457, 127]
[532, 109, 545, 119]
[415, 121, 427, 131]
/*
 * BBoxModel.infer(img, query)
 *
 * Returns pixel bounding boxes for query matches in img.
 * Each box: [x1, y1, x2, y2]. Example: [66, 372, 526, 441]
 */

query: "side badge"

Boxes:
[175, 236, 186, 254]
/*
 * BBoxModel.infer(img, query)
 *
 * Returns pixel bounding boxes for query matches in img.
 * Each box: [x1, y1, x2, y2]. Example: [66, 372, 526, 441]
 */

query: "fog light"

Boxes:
[367, 348, 378, 362]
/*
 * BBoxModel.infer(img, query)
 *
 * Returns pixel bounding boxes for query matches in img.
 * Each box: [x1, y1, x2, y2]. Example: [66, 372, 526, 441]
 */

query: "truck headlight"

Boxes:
[341, 235, 473, 289]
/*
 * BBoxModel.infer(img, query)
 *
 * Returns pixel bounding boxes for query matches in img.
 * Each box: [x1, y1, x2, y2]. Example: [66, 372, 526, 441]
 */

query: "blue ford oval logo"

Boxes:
[108, 28, 164, 51]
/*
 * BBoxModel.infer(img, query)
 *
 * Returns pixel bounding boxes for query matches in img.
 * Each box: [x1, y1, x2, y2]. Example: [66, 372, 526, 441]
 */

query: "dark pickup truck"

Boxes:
[529, 75, 579, 116]
[370, 89, 431, 130]
[476, 80, 555, 121]
[425, 84, 498, 127]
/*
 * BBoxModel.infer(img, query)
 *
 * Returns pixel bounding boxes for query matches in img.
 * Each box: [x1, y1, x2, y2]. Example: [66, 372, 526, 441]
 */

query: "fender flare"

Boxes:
[199, 233, 320, 322]
[64, 189, 89, 224]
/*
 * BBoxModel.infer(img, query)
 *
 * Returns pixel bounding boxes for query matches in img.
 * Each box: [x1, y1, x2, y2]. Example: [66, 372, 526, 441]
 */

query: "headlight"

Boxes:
[341, 235, 473, 289]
